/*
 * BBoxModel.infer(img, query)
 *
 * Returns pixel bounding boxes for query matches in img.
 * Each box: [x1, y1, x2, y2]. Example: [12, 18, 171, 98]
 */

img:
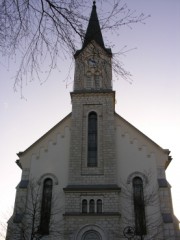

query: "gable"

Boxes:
[17, 113, 71, 168]
[75, 41, 111, 61]
[115, 112, 171, 169]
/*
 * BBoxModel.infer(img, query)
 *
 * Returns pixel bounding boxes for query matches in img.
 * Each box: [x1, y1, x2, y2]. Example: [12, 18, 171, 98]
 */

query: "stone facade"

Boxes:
[69, 91, 116, 184]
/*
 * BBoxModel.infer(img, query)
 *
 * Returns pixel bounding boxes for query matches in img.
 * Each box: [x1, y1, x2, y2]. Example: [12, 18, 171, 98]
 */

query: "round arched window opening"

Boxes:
[88, 112, 98, 167]
[133, 176, 147, 236]
[39, 178, 53, 235]
[82, 199, 88, 213]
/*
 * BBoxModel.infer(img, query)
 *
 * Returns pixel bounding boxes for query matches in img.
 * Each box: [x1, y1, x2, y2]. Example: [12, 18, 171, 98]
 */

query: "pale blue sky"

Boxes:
[0, 0, 180, 230]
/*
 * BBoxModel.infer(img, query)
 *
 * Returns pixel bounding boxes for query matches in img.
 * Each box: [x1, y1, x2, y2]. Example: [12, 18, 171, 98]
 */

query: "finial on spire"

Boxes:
[93, 1, 96, 8]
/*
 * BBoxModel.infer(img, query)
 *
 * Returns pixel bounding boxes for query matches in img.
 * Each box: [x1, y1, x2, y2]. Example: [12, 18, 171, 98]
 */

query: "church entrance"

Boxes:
[76, 225, 105, 240]
[82, 230, 102, 240]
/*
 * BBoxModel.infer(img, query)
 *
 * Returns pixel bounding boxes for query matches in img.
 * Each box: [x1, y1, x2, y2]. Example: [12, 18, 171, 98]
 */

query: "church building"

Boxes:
[6, 2, 180, 240]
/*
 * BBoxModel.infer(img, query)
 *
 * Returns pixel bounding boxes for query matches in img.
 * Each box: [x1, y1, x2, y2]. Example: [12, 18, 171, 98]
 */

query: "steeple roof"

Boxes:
[82, 1, 105, 49]
[74, 1, 112, 57]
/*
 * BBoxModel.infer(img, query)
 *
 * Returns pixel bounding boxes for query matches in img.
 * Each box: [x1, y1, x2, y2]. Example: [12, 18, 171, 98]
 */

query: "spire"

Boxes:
[82, 1, 105, 49]
[74, 1, 112, 57]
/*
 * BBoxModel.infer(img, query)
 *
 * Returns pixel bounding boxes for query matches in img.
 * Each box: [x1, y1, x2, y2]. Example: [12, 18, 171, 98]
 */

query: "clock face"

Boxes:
[88, 58, 98, 67]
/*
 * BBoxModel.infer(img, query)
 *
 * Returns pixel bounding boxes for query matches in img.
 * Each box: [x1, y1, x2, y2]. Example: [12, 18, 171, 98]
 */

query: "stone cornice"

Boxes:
[63, 184, 121, 192]
[63, 212, 121, 217]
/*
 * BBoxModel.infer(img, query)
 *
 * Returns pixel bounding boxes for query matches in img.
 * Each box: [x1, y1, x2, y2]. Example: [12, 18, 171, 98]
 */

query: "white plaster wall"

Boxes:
[18, 118, 71, 219]
[116, 127, 157, 184]
[115, 125, 158, 184]
[29, 125, 70, 189]
[114, 114, 168, 185]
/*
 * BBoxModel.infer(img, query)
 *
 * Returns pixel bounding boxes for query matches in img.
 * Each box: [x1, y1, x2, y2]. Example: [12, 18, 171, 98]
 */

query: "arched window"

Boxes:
[82, 199, 88, 213]
[89, 199, 95, 213]
[88, 112, 97, 167]
[39, 178, 53, 235]
[133, 177, 147, 236]
[97, 199, 102, 213]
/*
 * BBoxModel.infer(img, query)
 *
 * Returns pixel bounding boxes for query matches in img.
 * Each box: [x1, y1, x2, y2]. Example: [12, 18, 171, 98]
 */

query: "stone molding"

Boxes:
[75, 224, 107, 240]
[127, 171, 148, 185]
[38, 173, 58, 185]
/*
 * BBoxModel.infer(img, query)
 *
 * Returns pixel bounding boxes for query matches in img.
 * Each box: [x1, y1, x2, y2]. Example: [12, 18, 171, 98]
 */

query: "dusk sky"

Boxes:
[0, 0, 180, 234]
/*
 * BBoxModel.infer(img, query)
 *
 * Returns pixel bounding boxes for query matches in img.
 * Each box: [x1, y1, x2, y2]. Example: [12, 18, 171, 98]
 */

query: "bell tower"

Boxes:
[73, 1, 113, 92]
[64, 5, 120, 233]
[68, 1, 117, 185]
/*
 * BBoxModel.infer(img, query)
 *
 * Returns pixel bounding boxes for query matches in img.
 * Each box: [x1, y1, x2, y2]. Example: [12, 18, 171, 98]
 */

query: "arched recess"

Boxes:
[38, 173, 58, 185]
[75, 225, 106, 240]
[97, 199, 102, 213]
[82, 230, 101, 240]
[89, 199, 95, 213]
[127, 171, 148, 185]
[82, 199, 88, 213]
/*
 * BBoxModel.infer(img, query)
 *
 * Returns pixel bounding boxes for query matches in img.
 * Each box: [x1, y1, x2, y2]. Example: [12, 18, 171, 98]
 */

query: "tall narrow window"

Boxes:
[133, 177, 147, 236]
[88, 112, 97, 167]
[39, 178, 53, 235]
[97, 199, 102, 213]
[82, 199, 88, 213]
[89, 199, 95, 213]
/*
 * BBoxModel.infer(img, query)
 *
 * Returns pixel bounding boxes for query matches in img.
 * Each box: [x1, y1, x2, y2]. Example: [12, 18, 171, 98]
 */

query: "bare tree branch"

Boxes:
[0, 0, 150, 94]
[6, 179, 64, 240]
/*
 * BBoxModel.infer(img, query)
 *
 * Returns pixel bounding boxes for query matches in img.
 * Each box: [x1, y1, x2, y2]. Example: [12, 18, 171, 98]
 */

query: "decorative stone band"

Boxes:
[63, 184, 121, 192]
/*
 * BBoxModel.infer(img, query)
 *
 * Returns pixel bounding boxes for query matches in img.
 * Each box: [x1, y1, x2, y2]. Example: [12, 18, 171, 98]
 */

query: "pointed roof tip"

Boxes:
[74, 1, 112, 57]
[82, 1, 105, 49]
